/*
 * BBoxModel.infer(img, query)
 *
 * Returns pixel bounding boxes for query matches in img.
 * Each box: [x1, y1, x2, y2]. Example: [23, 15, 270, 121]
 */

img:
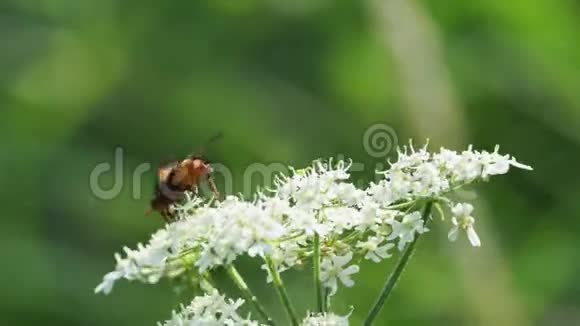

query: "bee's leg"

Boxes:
[162, 210, 172, 223]
[208, 175, 220, 199]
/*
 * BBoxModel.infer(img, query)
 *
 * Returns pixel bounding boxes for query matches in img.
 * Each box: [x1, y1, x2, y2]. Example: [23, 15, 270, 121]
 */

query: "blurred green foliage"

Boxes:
[1, 0, 579, 325]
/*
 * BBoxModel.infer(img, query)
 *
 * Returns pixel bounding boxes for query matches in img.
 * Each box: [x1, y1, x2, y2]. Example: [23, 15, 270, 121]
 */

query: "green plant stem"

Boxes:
[324, 287, 331, 312]
[363, 201, 433, 326]
[386, 200, 417, 210]
[226, 265, 274, 325]
[200, 273, 216, 292]
[313, 233, 324, 313]
[265, 257, 299, 326]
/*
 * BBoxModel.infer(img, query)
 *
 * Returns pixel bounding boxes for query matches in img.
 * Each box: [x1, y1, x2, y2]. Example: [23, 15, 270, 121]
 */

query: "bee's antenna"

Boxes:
[207, 132, 224, 145]
[195, 132, 224, 157]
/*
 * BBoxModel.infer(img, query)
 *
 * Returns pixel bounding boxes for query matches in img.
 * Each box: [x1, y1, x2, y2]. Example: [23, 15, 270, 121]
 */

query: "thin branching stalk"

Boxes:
[363, 201, 434, 326]
[324, 287, 331, 312]
[313, 233, 324, 313]
[226, 265, 275, 325]
[265, 257, 299, 326]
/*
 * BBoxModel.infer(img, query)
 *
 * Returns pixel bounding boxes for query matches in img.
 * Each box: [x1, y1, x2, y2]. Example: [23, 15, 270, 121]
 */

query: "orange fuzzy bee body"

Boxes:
[149, 156, 219, 221]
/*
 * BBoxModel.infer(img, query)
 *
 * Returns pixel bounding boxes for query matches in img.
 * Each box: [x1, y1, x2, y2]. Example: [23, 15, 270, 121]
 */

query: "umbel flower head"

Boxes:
[95, 141, 531, 325]
[158, 289, 352, 326]
[301, 312, 350, 326]
[158, 289, 262, 326]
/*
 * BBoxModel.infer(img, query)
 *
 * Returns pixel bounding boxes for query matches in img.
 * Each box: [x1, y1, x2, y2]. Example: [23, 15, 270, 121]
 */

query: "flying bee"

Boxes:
[149, 156, 219, 221]
[167, 156, 218, 193]
[147, 133, 223, 221]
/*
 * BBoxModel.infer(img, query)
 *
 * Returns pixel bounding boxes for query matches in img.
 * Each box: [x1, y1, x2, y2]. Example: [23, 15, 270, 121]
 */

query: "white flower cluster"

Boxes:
[158, 290, 262, 326]
[158, 290, 352, 326]
[301, 312, 350, 326]
[96, 143, 531, 299]
[368, 144, 531, 204]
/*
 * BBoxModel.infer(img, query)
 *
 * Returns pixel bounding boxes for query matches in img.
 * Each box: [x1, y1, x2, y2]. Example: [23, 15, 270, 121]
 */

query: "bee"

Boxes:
[148, 133, 222, 221]
[149, 156, 219, 221]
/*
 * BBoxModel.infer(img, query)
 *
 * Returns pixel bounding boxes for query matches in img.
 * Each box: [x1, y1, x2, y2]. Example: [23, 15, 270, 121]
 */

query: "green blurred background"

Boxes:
[1, 0, 578, 325]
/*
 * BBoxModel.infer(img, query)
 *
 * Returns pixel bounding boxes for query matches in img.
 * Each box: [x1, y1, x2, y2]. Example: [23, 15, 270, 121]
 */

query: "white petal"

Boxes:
[467, 227, 481, 247]
[326, 278, 338, 296]
[451, 216, 459, 226]
[451, 204, 463, 216]
[341, 264, 360, 277]
[339, 266, 359, 287]
[510, 159, 533, 171]
[404, 212, 421, 223]
[463, 203, 474, 216]
[397, 239, 407, 251]
[366, 252, 380, 263]
[488, 160, 510, 175]
[95, 271, 123, 295]
[452, 203, 473, 217]
[447, 226, 459, 242]
[386, 230, 399, 241]
[333, 252, 353, 267]
[340, 275, 355, 288]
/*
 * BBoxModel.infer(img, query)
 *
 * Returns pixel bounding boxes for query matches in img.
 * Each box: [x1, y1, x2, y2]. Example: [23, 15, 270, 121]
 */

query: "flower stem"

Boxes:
[313, 233, 324, 313]
[226, 264, 275, 325]
[363, 201, 433, 326]
[324, 287, 331, 311]
[265, 257, 299, 326]
[200, 273, 216, 292]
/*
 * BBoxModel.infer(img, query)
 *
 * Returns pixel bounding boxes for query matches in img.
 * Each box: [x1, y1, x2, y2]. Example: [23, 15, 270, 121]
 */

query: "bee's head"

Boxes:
[186, 156, 213, 175]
